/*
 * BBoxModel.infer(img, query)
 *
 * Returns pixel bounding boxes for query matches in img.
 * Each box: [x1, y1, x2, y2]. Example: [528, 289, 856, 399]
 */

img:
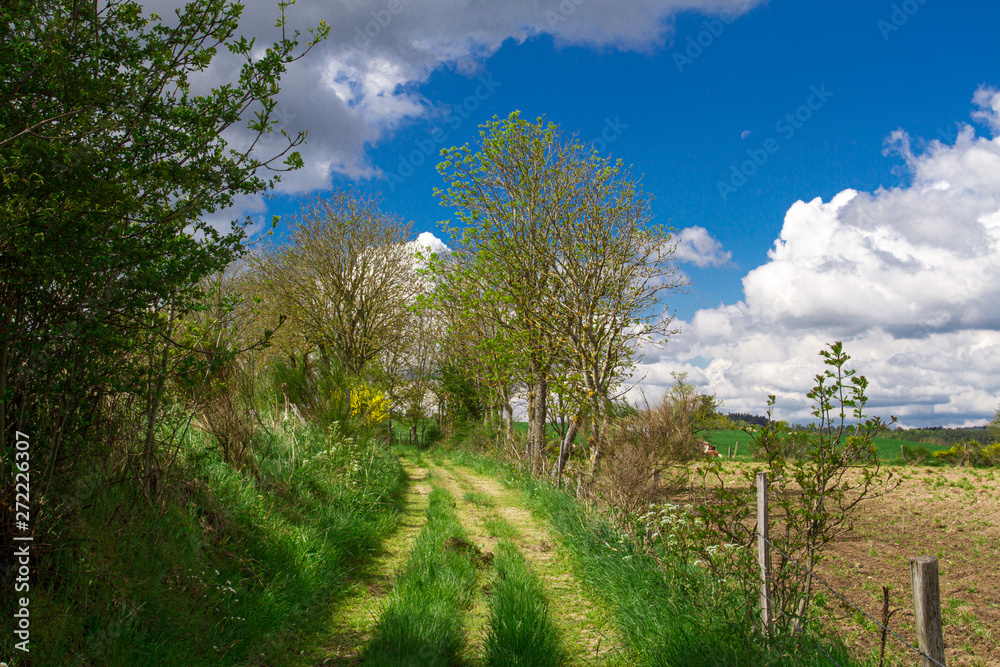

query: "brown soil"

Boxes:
[813, 465, 1000, 667]
[685, 462, 1000, 667]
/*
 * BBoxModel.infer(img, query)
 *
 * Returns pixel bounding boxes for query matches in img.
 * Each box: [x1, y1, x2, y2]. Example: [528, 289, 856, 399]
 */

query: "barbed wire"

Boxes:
[751, 526, 946, 667]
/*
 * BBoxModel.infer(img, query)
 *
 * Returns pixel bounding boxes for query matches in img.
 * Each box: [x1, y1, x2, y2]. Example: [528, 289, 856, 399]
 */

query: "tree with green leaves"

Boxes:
[251, 192, 418, 379]
[422, 253, 520, 439]
[0, 0, 326, 504]
[543, 158, 685, 480]
[435, 111, 684, 474]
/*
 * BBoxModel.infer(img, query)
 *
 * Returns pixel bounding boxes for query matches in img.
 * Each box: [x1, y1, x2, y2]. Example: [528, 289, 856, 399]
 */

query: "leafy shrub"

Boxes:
[748, 429, 811, 463]
[610, 377, 704, 463]
[422, 420, 443, 448]
[671, 343, 897, 635]
[267, 358, 353, 431]
[901, 443, 933, 464]
[350, 383, 390, 427]
[595, 377, 702, 520]
[983, 442, 1000, 465]
[932, 439, 1000, 466]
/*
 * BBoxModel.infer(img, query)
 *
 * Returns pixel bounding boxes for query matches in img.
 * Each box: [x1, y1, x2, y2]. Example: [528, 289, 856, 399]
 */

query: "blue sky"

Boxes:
[181, 0, 1000, 427]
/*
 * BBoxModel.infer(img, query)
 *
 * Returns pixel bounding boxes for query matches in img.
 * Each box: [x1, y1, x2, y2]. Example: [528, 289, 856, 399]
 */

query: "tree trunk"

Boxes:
[554, 412, 580, 487]
[0, 307, 10, 454]
[587, 394, 606, 475]
[526, 382, 535, 460]
[530, 375, 548, 472]
[142, 298, 175, 503]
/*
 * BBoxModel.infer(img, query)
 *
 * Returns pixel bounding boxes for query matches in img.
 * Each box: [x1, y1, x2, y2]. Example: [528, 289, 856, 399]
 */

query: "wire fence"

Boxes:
[656, 492, 947, 667]
[752, 527, 946, 667]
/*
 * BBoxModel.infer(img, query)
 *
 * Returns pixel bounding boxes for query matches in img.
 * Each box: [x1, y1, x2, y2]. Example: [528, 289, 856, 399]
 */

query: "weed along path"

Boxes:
[315, 458, 432, 664]
[426, 452, 621, 665]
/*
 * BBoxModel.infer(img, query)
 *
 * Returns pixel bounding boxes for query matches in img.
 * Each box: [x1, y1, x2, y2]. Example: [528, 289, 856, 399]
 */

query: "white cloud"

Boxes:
[412, 231, 452, 257]
[406, 232, 453, 281]
[674, 226, 733, 267]
[972, 85, 1000, 134]
[631, 87, 1000, 428]
[141, 0, 765, 227]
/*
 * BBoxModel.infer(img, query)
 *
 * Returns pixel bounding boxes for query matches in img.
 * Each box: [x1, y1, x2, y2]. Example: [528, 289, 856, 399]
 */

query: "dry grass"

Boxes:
[595, 392, 702, 519]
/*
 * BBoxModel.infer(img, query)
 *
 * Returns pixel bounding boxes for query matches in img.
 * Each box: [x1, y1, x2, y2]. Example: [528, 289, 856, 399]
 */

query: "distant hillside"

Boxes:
[881, 425, 992, 447]
[726, 412, 768, 427]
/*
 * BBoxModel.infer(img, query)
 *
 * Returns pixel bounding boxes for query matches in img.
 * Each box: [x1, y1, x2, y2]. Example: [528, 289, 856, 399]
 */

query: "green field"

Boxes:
[700, 429, 952, 463]
[411, 421, 954, 464]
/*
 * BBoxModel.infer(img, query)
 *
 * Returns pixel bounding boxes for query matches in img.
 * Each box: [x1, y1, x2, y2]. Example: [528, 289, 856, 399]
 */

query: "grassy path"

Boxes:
[308, 448, 865, 666]
[307, 449, 620, 665]
[309, 458, 432, 664]
[425, 452, 621, 665]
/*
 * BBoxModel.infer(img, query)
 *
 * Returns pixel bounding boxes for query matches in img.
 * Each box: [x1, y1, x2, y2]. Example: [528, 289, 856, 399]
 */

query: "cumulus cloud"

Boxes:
[143, 0, 764, 226]
[631, 86, 1000, 428]
[411, 231, 452, 257]
[407, 231, 452, 270]
[674, 226, 733, 267]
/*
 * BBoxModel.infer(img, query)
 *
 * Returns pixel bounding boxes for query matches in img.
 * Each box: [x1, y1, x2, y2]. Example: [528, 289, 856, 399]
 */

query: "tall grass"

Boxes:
[22, 421, 403, 666]
[518, 474, 860, 666]
[483, 532, 565, 666]
[362, 486, 480, 666]
[449, 448, 860, 666]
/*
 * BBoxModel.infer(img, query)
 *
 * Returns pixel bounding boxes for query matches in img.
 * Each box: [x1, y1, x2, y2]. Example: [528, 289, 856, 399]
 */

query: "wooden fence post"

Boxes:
[910, 555, 946, 667]
[757, 472, 772, 634]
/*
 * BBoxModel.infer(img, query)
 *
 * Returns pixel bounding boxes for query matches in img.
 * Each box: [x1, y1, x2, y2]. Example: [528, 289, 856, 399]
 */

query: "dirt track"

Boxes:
[425, 455, 619, 665]
[317, 451, 620, 665]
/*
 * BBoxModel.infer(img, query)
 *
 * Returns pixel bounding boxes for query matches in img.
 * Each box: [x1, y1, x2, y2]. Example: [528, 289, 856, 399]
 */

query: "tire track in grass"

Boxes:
[427, 455, 621, 665]
[316, 458, 431, 664]
[483, 517, 567, 666]
[417, 462, 497, 665]
[361, 480, 485, 665]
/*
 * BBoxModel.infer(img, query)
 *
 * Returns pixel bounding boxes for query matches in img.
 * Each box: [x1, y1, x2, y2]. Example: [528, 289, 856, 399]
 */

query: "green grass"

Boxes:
[448, 447, 862, 666]
[23, 421, 405, 666]
[462, 490, 495, 507]
[361, 486, 481, 666]
[701, 429, 952, 463]
[483, 540, 566, 667]
[520, 475, 861, 666]
[699, 429, 756, 459]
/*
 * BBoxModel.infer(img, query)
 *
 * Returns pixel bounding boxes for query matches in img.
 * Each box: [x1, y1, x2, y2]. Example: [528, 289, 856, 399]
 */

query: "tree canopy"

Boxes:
[0, 0, 326, 498]
[433, 112, 685, 474]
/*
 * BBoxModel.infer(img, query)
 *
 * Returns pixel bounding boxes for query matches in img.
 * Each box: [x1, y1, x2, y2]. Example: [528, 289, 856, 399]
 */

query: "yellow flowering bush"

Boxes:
[931, 439, 1000, 466]
[351, 384, 389, 427]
